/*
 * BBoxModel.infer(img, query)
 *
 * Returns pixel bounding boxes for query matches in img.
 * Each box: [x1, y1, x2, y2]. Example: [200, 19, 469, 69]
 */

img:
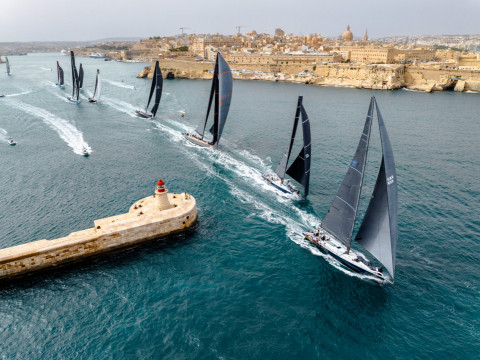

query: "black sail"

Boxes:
[322, 97, 375, 248]
[355, 100, 398, 278]
[215, 53, 233, 145]
[92, 69, 99, 98]
[57, 61, 64, 85]
[78, 64, 84, 89]
[70, 51, 79, 100]
[150, 61, 163, 117]
[285, 98, 311, 195]
[275, 96, 302, 180]
[195, 58, 218, 138]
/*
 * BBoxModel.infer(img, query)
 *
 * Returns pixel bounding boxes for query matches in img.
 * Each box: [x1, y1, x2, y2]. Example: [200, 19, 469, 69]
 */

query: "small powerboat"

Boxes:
[8, 137, 16, 146]
[82, 147, 89, 156]
[0, 94, 5, 98]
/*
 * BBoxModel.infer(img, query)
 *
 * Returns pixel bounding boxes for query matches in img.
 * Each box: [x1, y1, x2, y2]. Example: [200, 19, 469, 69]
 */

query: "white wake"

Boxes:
[3, 98, 91, 155]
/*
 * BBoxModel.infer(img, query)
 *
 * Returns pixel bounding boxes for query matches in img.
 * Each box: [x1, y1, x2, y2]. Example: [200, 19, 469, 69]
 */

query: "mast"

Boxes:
[285, 98, 312, 195]
[150, 61, 163, 117]
[321, 97, 375, 250]
[355, 99, 398, 278]
[275, 96, 302, 181]
[195, 57, 218, 139]
[145, 61, 158, 113]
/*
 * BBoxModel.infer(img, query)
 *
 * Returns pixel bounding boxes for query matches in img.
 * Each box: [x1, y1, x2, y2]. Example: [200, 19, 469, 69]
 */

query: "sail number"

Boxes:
[387, 175, 395, 185]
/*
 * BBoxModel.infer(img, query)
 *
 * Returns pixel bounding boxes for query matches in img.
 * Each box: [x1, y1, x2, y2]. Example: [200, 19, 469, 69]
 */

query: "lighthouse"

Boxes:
[155, 179, 172, 211]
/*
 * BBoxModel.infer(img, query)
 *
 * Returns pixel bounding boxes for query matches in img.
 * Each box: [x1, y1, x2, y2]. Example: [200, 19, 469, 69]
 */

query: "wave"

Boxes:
[3, 98, 90, 155]
[101, 96, 139, 118]
[103, 79, 136, 90]
[5, 91, 32, 97]
[0, 128, 8, 142]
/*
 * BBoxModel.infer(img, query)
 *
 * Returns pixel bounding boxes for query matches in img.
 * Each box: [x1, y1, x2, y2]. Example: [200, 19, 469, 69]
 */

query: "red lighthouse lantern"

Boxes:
[156, 179, 166, 193]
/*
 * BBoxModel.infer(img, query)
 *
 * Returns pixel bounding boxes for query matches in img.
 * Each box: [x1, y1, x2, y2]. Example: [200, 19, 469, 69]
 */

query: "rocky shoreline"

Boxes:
[137, 60, 480, 93]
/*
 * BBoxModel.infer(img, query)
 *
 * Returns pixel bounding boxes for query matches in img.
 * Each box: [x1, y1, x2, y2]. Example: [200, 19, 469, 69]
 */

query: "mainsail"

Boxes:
[6, 57, 10, 75]
[78, 64, 84, 89]
[194, 53, 232, 145]
[57, 61, 64, 86]
[92, 69, 100, 100]
[195, 59, 218, 138]
[214, 53, 233, 145]
[355, 100, 398, 278]
[145, 61, 163, 117]
[70, 51, 80, 101]
[321, 97, 374, 249]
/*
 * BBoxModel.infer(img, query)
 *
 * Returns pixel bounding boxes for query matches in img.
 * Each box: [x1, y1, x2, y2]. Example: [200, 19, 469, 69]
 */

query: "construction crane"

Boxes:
[179, 27, 191, 36]
[235, 25, 249, 35]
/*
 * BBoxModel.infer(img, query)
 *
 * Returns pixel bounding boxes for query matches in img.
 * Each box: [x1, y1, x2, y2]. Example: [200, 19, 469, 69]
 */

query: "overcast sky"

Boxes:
[1, 0, 479, 42]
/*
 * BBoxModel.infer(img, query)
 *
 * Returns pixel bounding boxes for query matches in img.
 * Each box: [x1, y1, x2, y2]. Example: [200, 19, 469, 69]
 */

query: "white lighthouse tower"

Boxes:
[155, 179, 172, 211]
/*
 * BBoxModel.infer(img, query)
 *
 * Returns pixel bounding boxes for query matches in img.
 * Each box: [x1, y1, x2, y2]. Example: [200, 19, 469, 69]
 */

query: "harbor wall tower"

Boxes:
[155, 179, 172, 210]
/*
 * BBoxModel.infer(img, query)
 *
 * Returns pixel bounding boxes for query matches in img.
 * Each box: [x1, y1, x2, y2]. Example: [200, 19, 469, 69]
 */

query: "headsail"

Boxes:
[284, 97, 311, 195]
[78, 64, 84, 89]
[355, 99, 398, 278]
[275, 99, 301, 180]
[6, 57, 10, 75]
[96, 72, 102, 101]
[321, 97, 375, 249]
[57, 61, 64, 86]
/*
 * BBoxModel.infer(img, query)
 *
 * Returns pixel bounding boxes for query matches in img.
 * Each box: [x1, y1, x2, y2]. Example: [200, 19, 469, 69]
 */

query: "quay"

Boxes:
[0, 179, 197, 281]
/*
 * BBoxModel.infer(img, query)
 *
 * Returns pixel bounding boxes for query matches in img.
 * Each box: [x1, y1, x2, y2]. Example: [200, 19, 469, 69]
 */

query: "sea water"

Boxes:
[0, 53, 479, 359]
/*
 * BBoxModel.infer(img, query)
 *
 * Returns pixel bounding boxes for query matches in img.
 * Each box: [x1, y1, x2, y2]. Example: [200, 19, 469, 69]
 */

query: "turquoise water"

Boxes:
[0, 53, 479, 359]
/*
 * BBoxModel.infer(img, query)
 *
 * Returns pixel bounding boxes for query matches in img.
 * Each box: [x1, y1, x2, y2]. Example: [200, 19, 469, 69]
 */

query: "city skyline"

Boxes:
[1, 0, 479, 42]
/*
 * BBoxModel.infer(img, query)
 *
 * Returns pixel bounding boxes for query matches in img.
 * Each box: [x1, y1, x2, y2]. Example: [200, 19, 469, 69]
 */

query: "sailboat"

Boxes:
[88, 69, 101, 103]
[182, 52, 233, 147]
[67, 51, 80, 104]
[78, 64, 84, 89]
[56, 61, 64, 88]
[5, 57, 10, 75]
[136, 61, 162, 118]
[304, 97, 398, 284]
[262, 96, 311, 199]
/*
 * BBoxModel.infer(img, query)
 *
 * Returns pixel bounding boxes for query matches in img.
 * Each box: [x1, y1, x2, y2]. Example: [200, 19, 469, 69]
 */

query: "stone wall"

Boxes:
[137, 59, 480, 92]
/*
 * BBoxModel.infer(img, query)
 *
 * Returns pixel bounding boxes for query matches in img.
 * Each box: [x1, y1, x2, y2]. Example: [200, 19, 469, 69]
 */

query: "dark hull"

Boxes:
[88, 98, 97, 103]
[136, 110, 153, 118]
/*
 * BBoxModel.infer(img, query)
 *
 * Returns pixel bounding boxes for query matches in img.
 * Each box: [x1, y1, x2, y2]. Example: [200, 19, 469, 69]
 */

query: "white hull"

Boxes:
[262, 174, 301, 199]
[182, 133, 213, 147]
[68, 96, 80, 104]
[304, 228, 391, 284]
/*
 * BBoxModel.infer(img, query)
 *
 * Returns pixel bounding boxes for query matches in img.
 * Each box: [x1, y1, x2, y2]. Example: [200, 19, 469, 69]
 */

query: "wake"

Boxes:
[0, 128, 8, 143]
[103, 79, 136, 90]
[3, 98, 91, 155]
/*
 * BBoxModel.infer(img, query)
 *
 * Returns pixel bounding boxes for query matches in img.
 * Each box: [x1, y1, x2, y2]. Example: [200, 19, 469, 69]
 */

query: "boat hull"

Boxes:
[304, 232, 390, 284]
[136, 110, 153, 118]
[67, 97, 80, 104]
[56, 84, 64, 88]
[88, 98, 97, 103]
[262, 174, 301, 199]
[182, 133, 213, 147]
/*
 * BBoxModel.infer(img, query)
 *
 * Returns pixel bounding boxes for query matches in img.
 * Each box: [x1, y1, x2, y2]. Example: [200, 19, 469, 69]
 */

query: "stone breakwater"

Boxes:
[0, 192, 197, 281]
[138, 59, 480, 92]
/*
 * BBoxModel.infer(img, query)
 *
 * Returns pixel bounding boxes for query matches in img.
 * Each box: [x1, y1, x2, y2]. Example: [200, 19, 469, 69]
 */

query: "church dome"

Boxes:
[342, 25, 353, 41]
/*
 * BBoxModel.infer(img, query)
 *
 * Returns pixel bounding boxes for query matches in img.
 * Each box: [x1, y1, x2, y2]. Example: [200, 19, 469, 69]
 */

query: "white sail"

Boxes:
[97, 74, 102, 101]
